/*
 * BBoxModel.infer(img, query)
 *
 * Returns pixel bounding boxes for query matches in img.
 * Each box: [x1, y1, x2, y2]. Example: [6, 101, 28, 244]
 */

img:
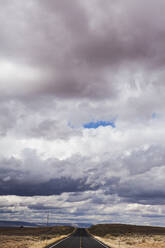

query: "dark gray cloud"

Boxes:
[1, 0, 165, 100]
[0, 209, 15, 214]
[1, 0, 165, 226]
[1, 144, 165, 207]
[0, 177, 94, 196]
[28, 204, 61, 211]
[117, 165, 165, 205]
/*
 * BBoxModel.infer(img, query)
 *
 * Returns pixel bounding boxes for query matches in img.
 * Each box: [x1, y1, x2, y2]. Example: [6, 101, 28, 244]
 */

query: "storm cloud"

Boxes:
[0, 0, 165, 226]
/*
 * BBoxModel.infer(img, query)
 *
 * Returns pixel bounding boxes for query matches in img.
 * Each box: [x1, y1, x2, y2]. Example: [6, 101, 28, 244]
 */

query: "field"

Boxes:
[0, 225, 74, 248]
[88, 224, 165, 248]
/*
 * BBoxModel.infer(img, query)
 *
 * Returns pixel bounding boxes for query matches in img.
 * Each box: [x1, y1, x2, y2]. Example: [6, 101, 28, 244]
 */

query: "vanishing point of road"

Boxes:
[48, 228, 109, 248]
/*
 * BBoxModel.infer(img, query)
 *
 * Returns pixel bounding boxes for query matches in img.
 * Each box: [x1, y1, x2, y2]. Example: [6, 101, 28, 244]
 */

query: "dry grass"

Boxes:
[95, 234, 165, 248]
[88, 224, 165, 248]
[0, 226, 74, 248]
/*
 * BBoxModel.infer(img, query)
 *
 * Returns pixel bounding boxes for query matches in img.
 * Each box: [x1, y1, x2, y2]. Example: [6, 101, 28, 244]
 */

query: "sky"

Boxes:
[1, 0, 165, 227]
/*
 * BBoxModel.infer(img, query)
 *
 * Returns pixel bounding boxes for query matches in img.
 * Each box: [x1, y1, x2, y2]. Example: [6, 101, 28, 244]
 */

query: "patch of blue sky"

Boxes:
[152, 112, 157, 119]
[68, 122, 75, 128]
[83, 120, 116, 129]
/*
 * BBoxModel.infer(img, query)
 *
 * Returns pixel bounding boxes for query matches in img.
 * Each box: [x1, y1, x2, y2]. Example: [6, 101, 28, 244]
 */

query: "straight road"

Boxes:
[48, 228, 109, 248]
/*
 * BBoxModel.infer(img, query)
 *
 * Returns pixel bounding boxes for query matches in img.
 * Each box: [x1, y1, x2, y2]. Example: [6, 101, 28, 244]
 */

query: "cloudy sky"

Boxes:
[1, 0, 165, 226]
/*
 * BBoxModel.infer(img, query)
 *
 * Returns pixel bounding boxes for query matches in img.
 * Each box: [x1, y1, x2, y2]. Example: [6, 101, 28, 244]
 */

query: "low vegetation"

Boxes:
[0, 225, 74, 248]
[88, 224, 165, 248]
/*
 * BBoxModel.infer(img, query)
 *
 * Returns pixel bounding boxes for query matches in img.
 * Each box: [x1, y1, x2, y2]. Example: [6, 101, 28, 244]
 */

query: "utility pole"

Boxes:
[46, 212, 49, 227]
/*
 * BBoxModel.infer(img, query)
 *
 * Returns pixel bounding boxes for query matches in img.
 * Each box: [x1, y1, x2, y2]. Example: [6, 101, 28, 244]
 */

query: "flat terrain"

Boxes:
[1, 224, 165, 248]
[88, 224, 165, 248]
[0, 226, 74, 248]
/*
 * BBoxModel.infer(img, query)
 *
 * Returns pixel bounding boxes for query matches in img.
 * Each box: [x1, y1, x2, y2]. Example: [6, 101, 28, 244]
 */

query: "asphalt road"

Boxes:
[48, 228, 109, 248]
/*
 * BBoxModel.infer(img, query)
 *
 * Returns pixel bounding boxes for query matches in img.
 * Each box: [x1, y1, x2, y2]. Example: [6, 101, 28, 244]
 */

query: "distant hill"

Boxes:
[0, 220, 37, 227]
[73, 223, 92, 228]
[0, 220, 91, 228]
[88, 223, 165, 236]
[40, 222, 92, 228]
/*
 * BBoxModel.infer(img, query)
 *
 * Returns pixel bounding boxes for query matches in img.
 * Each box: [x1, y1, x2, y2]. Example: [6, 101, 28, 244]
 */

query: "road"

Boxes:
[48, 228, 109, 248]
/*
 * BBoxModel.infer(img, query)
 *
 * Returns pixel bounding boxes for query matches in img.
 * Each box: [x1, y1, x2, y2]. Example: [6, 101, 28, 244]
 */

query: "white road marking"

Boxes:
[49, 229, 110, 248]
[48, 235, 71, 248]
[91, 236, 110, 248]
[85, 230, 110, 248]
[49, 228, 77, 248]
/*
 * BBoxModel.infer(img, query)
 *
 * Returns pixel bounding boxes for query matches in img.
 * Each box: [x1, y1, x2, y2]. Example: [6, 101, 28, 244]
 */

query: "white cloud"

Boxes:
[0, 60, 47, 96]
[0, 0, 165, 226]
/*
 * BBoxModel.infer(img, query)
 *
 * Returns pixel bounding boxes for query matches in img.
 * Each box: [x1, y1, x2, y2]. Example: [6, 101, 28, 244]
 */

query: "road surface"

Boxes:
[48, 228, 109, 248]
